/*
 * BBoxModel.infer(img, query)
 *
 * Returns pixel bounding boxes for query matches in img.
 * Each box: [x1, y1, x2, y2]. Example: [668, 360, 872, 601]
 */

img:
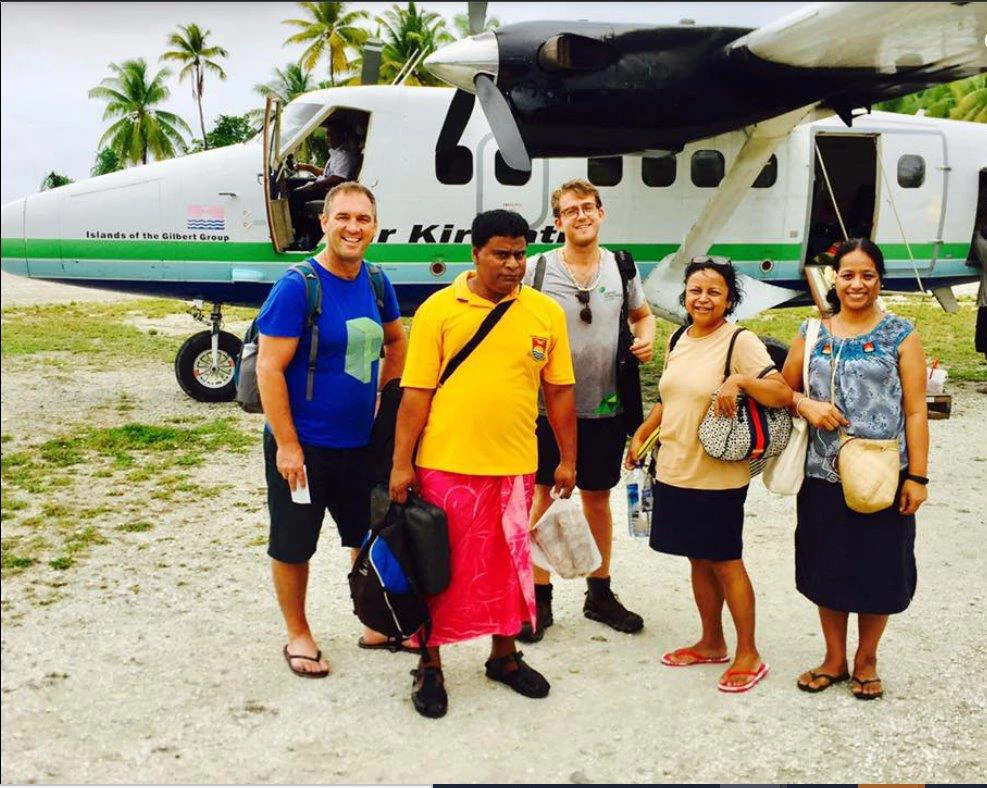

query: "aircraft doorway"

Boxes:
[804, 134, 878, 266]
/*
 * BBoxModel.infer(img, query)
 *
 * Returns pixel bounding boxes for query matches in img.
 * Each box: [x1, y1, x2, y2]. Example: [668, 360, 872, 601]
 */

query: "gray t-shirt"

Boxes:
[523, 248, 646, 418]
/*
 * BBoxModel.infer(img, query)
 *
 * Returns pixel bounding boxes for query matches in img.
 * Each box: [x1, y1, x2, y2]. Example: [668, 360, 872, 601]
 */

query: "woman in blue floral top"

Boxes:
[781, 239, 929, 700]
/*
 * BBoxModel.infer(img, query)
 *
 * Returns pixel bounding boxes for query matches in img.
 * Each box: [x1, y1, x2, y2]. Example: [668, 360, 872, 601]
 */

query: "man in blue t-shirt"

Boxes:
[256, 182, 407, 678]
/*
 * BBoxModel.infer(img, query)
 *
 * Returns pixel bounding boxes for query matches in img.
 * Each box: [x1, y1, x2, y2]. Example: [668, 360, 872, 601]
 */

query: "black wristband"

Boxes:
[905, 473, 929, 485]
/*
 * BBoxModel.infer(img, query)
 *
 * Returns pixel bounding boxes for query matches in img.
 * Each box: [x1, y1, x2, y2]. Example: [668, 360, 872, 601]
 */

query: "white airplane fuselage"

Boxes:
[1, 86, 983, 316]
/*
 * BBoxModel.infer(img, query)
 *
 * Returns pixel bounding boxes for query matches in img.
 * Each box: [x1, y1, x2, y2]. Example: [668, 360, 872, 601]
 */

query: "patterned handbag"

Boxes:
[698, 328, 793, 464]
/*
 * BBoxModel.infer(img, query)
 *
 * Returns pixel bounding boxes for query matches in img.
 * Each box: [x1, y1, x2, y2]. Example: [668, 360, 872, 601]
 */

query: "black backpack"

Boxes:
[234, 261, 387, 413]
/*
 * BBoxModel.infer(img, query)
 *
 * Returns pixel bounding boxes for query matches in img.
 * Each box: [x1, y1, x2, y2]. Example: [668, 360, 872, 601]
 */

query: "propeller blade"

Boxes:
[468, 1, 488, 35]
[360, 38, 383, 86]
[474, 73, 531, 172]
[436, 88, 476, 152]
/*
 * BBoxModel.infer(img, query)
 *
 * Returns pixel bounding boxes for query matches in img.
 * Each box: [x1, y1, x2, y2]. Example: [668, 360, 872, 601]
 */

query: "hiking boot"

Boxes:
[583, 577, 644, 634]
[410, 665, 447, 719]
[518, 583, 554, 644]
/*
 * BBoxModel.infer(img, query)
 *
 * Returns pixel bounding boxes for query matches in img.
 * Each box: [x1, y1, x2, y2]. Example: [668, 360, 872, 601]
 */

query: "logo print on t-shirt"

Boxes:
[344, 317, 384, 383]
[530, 336, 547, 361]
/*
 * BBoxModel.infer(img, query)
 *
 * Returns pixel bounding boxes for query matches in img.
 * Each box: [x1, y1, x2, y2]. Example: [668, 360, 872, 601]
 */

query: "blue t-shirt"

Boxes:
[256, 260, 400, 448]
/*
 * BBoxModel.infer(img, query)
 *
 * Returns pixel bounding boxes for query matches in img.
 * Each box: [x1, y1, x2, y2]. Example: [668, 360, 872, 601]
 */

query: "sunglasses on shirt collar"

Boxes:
[576, 289, 592, 324]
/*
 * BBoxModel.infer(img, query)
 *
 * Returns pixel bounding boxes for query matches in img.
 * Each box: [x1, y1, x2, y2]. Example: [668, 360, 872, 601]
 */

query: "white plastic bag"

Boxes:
[528, 495, 602, 579]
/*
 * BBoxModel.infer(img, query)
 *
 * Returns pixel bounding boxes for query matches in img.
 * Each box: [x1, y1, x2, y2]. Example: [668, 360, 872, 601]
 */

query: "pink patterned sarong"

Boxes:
[416, 469, 536, 646]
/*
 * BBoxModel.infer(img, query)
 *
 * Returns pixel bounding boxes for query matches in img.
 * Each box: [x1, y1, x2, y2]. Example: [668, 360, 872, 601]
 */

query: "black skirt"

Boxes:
[796, 477, 917, 615]
[650, 481, 748, 561]
[976, 306, 986, 354]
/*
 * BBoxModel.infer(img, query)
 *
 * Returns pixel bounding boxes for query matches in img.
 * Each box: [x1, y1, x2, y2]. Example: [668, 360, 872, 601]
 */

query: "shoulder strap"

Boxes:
[531, 254, 547, 292]
[613, 249, 636, 285]
[803, 318, 821, 394]
[290, 261, 323, 402]
[668, 325, 687, 354]
[722, 327, 748, 381]
[439, 299, 516, 385]
[366, 263, 386, 313]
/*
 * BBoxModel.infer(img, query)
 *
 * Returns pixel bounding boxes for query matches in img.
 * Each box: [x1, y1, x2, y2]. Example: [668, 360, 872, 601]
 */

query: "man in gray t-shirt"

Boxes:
[520, 179, 656, 642]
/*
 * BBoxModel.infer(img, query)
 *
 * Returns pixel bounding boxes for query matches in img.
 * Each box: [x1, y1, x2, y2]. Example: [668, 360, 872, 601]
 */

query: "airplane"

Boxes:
[1, 2, 985, 404]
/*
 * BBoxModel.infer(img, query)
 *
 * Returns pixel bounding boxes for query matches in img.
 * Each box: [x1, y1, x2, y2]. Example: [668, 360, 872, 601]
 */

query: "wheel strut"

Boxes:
[209, 303, 224, 371]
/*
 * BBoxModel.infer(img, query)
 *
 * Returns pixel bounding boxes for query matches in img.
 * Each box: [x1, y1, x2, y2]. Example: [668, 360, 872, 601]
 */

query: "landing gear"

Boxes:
[175, 303, 242, 402]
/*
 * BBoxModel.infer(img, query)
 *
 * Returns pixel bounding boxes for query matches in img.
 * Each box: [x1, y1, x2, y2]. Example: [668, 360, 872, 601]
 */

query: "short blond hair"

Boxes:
[551, 179, 602, 218]
[323, 182, 377, 220]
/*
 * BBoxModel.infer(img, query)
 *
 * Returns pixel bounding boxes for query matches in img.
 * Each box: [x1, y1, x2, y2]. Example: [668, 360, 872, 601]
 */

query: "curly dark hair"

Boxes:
[471, 209, 531, 250]
[678, 256, 744, 318]
[826, 238, 885, 314]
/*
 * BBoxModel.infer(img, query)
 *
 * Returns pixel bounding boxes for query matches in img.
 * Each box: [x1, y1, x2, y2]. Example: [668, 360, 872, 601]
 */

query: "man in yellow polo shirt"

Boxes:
[389, 209, 577, 719]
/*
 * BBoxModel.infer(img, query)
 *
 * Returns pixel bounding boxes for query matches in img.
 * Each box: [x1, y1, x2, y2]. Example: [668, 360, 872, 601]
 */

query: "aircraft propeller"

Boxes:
[428, 1, 532, 172]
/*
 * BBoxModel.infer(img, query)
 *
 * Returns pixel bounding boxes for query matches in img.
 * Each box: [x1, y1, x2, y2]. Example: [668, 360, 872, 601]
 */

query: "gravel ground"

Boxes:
[1, 271, 985, 784]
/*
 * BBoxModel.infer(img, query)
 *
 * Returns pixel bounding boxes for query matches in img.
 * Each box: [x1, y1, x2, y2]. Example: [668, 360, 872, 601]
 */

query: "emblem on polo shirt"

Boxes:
[530, 336, 548, 361]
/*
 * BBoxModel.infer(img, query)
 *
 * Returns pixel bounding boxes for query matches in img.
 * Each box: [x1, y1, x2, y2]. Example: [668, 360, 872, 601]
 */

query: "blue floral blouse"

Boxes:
[800, 313, 914, 482]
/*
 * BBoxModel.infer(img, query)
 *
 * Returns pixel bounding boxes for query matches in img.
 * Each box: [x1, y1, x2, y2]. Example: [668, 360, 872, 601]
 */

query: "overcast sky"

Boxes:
[0, 1, 811, 205]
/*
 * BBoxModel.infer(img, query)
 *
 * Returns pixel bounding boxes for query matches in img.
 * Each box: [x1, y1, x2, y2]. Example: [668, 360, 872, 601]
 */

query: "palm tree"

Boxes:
[282, 2, 369, 86]
[91, 148, 123, 177]
[949, 75, 986, 123]
[88, 58, 192, 166]
[39, 172, 73, 190]
[160, 23, 229, 148]
[876, 75, 986, 122]
[451, 11, 500, 38]
[376, 2, 454, 86]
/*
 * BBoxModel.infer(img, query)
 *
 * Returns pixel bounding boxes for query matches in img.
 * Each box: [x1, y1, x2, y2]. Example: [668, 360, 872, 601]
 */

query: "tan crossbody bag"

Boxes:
[830, 337, 900, 514]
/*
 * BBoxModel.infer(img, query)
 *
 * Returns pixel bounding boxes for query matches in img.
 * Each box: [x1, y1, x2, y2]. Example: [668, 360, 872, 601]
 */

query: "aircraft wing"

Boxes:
[725, 2, 987, 119]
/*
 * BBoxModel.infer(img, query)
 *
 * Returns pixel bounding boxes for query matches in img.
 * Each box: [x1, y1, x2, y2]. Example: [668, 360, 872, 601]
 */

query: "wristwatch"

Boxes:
[905, 473, 929, 485]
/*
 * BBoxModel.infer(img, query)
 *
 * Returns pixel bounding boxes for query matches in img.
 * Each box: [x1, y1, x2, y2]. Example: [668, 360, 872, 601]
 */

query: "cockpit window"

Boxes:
[279, 102, 324, 151]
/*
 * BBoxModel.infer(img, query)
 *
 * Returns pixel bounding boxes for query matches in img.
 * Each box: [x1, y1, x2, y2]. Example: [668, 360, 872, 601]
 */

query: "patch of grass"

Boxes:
[49, 557, 73, 571]
[1, 434, 12, 443]
[119, 521, 153, 533]
[65, 526, 107, 554]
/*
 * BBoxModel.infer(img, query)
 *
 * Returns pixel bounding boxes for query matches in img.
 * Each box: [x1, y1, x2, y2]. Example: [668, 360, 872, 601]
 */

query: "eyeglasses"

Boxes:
[576, 289, 592, 324]
[690, 254, 731, 265]
[558, 203, 600, 220]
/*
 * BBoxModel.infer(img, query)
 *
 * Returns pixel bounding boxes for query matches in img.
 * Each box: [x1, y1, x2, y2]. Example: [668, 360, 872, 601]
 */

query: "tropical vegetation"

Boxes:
[39, 172, 73, 191]
[875, 75, 986, 122]
[88, 58, 192, 166]
[282, 1, 369, 86]
[160, 23, 229, 148]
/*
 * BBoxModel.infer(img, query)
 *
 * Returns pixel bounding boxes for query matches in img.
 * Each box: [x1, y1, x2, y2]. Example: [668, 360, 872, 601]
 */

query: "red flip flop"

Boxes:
[660, 648, 731, 667]
[717, 662, 770, 693]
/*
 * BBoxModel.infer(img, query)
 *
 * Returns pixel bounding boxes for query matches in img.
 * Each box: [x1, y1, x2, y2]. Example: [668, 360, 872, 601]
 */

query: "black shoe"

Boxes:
[484, 651, 550, 698]
[584, 582, 644, 634]
[410, 666, 447, 718]
[518, 584, 554, 644]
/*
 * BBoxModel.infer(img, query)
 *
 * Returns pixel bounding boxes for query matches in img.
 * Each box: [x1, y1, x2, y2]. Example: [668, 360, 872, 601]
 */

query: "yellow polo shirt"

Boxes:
[402, 271, 575, 476]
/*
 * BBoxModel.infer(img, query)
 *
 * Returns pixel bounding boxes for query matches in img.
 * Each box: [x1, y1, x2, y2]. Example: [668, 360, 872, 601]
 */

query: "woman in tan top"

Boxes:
[627, 257, 792, 693]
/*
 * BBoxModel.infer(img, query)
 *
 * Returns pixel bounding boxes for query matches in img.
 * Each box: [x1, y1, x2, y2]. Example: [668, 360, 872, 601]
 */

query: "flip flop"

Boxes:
[357, 635, 418, 654]
[283, 645, 330, 678]
[797, 670, 850, 693]
[850, 675, 884, 700]
[717, 662, 770, 693]
[660, 648, 731, 667]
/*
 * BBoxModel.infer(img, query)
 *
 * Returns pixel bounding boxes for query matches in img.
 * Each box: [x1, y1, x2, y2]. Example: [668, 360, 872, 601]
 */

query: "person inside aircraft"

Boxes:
[781, 238, 929, 700]
[625, 257, 791, 694]
[291, 116, 362, 192]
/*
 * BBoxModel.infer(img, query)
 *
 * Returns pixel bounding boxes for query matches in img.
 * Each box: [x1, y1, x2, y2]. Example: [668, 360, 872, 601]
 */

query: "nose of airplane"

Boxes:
[1, 197, 27, 274]
[425, 31, 499, 93]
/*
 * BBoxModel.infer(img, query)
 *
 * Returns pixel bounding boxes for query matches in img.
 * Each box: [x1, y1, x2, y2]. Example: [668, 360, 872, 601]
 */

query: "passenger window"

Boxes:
[436, 146, 472, 185]
[691, 150, 724, 187]
[588, 157, 622, 187]
[752, 154, 778, 188]
[897, 154, 925, 188]
[495, 151, 530, 186]
[642, 155, 676, 187]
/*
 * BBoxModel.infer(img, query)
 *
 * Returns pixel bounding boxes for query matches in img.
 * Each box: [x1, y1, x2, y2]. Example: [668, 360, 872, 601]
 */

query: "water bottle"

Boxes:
[640, 469, 653, 538]
[626, 465, 650, 539]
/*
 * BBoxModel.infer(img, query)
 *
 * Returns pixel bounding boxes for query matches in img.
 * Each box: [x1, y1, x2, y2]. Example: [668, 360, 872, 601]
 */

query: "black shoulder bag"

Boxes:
[614, 250, 644, 437]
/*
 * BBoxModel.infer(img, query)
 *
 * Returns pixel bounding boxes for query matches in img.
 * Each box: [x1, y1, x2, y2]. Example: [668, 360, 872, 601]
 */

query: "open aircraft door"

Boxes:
[262, 96, 294, 253]
[876, 130, 946, 275]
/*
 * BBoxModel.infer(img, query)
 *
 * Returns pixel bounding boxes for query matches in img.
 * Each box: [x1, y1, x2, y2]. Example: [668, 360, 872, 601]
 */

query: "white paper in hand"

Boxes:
[290, 466, 311, 505]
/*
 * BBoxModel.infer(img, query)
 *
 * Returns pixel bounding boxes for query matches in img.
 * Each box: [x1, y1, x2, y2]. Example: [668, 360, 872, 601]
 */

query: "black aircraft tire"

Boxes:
[174, 330, 242, 403]
[760, 335, 790, 372]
